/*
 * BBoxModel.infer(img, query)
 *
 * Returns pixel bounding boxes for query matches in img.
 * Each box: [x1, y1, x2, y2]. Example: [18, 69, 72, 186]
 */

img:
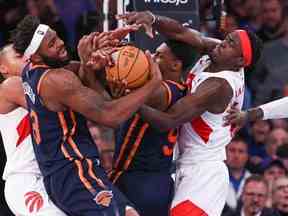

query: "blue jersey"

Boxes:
[22, 65, 100, 177]
[22, 65, 133, 216]
[110, 80, 186, 183]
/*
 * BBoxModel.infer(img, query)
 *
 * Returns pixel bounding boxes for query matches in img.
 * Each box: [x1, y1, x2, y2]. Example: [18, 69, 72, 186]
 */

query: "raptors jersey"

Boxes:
[0, 107, 40, 180]
[177, 55, 245, 164]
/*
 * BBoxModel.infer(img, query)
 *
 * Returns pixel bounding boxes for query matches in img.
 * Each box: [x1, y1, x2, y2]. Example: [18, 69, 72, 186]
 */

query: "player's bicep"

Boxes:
[166, 78, 232, 123]
[145, 82, 169, 111]
[41, 69, 106, 121]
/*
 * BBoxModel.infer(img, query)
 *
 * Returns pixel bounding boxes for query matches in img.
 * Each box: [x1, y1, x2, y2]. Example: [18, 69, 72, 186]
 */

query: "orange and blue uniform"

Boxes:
[110, 80, 186, 216]
[22, 65, 132, 216]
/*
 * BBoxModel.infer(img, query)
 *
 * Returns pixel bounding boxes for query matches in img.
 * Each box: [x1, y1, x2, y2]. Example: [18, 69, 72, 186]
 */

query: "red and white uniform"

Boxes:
[171, 56, 245, 216]
[0, 107, 66, 216]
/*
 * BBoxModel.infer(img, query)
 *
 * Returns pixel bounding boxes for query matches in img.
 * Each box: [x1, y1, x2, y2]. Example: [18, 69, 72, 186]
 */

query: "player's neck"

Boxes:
[208, 63, 239, 73]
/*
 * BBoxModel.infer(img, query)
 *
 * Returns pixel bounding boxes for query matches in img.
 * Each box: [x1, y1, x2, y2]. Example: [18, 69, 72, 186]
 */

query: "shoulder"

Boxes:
[40, 68, 83, 97]
[0, 76, 23, 96]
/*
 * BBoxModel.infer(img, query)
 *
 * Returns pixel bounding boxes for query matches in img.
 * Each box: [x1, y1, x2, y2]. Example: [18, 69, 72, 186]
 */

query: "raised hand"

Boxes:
[116, 11, 155, 38]
[145, 50, 162, 82]
[110, 24, 141, 41]
[87, 47, 118, 71]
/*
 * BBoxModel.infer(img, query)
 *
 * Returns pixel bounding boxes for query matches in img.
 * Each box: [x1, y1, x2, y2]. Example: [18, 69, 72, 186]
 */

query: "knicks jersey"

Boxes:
[0, 107, 40, 180]
[22, 66, 100, 177]
[177, 55, 245, 164]
[110, 80, 186, 183]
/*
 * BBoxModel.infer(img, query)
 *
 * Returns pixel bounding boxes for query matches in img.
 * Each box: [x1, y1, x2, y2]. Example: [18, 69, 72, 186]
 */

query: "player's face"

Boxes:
[209, 32, 243, 68]
[242, 181, 268, 215]
[153, 43, 179, 79]
[1, 45, 26, 76]
[38, 29, 69, 67]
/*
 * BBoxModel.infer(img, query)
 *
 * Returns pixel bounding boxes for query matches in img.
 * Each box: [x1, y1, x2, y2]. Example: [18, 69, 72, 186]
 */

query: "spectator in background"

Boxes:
[263, 160, 287, 207]
[276, 144, 288, 170]
[261, 128, 288, 168]
[227, 175, 278, 216]
[241, 0, 262, 32]
[25, 0, 67, 44]
[249, 32, 288, 105]
[272, 176, 288, 215]
[257, 0, 287, 43]
[247, 120, 271, 168]
[225, 137, 251, 211]
[54, 0, 95, 48]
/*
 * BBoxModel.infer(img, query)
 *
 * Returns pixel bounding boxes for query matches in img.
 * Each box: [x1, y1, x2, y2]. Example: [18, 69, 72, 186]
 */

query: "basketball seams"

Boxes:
[128, 67, 150, 88]
[117, 47, 125, 81]
[123, 47, 141, 80]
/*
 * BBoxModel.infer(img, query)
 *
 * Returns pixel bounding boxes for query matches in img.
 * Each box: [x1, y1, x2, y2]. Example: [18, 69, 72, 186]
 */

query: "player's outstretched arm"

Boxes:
[117, 11, 220, 53]
[40, 52, 161, 128]
[0, 77, 26, 113]
[140, 77, 233, 131]
[224, 96, 288, 127]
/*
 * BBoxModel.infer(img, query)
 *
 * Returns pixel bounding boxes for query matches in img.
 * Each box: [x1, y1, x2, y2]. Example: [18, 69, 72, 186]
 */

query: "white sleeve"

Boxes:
[259, 97, 288, 120]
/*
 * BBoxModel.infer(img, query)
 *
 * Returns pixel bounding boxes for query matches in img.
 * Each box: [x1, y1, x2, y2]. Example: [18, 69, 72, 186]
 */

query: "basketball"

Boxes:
[105, 45, 150, 89]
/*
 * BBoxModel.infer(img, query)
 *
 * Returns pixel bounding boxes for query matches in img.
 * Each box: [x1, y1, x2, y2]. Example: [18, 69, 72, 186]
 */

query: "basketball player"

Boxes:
[12, 15, 161, 216]
[224, 97, 288, 127]
[0, 44, 67, 215]
[110, 39, 196, 216]
[118, 11, 263, 216]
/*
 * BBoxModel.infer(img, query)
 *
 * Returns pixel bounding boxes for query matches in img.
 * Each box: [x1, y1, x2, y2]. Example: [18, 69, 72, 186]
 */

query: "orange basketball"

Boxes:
[106, 45, 150, 89]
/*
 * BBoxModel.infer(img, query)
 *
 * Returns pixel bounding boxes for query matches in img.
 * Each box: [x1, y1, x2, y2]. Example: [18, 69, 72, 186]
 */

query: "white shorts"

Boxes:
[4, 173, 67, 216]
[171, 161, 229, 216]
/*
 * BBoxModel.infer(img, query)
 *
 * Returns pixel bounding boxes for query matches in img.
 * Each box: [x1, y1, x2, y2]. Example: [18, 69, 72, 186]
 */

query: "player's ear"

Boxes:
[0, 64, 9, 75]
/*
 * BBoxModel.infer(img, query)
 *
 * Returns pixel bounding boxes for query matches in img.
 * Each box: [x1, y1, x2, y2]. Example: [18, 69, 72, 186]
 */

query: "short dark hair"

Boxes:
[245, 29, 263, 71]
[165, 39, 198, 72]
[10, 15, 40, 55]
[0, 44, 12, 83]
[263, 159, 287, 173]
[243, 174, 269, 191]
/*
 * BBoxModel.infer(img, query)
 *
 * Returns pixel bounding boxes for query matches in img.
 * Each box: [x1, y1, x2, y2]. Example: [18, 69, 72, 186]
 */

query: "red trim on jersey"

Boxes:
[186, 73, 196, 91]
[16, 114, 31, 147]
[190, 117, 213, 143]
[171, 200, 208, 216]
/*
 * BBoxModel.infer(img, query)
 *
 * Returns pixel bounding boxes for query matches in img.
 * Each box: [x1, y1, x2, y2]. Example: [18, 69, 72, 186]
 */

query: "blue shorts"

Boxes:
[44, 159, 132, 216]
[115, 171, 174, 216]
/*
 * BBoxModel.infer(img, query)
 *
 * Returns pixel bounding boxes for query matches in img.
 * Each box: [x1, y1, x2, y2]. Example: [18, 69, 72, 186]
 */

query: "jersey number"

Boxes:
[30, 110, 41, 144]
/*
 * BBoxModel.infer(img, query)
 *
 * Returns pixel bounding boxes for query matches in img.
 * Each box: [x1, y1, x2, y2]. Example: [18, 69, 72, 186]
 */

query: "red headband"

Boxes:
[236, 30, 252, 67]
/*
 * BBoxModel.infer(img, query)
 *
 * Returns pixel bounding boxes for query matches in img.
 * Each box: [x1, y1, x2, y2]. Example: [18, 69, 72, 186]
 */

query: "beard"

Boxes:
[40, 54, 70, 68]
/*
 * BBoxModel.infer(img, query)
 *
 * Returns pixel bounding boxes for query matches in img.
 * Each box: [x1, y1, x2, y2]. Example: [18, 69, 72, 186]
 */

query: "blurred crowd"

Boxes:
[2, 0, 288, 215]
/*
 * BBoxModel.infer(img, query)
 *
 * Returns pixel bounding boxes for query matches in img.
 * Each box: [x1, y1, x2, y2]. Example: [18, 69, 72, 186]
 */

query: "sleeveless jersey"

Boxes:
[110, 80, 186, 183]
[22, 65, 100, 177]
[177, 55, 245, 164]
[0, 107, 40, 180]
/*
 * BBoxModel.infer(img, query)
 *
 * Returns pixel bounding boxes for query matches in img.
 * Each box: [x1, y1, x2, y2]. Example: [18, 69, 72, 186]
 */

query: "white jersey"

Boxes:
[0, 107, 40, 180]
[177, 55, 245, 164]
